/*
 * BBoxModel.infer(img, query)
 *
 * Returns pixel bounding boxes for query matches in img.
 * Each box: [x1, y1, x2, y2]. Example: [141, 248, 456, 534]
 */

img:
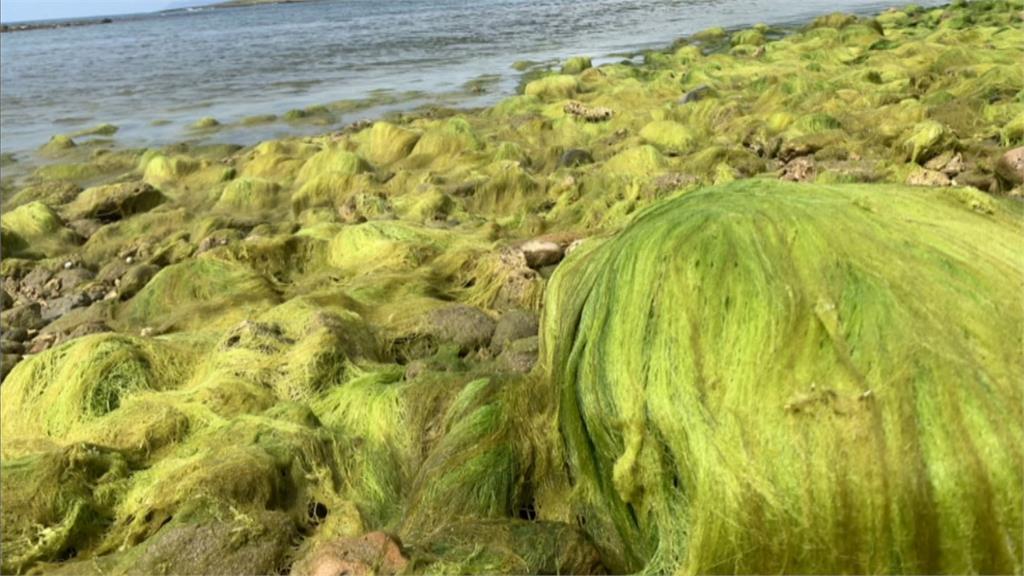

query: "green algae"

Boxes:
[2, 1, 1023, 574]
[0, 201, 80, 259]
[543, 180, 1024, 574]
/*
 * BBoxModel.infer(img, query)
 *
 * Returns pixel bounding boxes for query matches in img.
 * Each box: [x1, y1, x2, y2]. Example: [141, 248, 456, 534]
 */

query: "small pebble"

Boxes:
[63, 261, 74, 269]
[125, 256, 134, 264]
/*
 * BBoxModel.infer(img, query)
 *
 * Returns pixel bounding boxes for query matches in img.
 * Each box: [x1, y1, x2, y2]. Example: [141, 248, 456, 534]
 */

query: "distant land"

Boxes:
[0, 0, 313, 32]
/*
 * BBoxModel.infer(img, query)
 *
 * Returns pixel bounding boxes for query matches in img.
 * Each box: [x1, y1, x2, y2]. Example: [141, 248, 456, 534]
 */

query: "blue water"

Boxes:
[0, 0, 937, 160]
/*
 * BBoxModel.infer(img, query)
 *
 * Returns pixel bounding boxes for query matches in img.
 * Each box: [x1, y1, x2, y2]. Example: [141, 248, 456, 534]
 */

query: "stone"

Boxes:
[423, 305, 497, 354]
[4, 327, 29, 342]
[680, 84, 713, 104]
[906, 168, 952, 187]
[18, 267, 53, 300]
[1, 289, 12, 309]
[64, 181, 165, 222]
[1, 339, 24, 355]
[66, 218, 104, 239]
[781, 156, 816, 182]
[27, 333, 57, 355]
[994, 146, 1024, 187]
[519, 239, 564, 269]
[497, 336, 540, 374]
[1, 303, 44, 331]
[41, 292, 91, 322]
[924, 151, 965, 176]
[558, 148, 594, 168]
[118, 264, 160, 300]
[53, 267, 95, 294]
[564, 101, 613, 122]
[292, 532, 408, 576]
[1, 354, 22, 381]
[490, 309, 540, 355]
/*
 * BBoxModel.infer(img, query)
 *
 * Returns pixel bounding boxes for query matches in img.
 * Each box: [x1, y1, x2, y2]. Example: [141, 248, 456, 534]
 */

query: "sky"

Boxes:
[1, 0, 209, 22]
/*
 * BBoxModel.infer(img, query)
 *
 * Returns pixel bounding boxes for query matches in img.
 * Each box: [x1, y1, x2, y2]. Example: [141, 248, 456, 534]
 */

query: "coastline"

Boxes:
[1, 1, 1022, 575]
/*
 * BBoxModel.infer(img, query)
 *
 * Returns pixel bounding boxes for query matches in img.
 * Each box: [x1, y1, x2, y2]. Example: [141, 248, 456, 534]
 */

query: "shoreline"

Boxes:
[1, 1, 1022, 575]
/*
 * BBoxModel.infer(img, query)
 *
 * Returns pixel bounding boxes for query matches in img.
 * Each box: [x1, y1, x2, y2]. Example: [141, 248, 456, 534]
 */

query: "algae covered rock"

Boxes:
[561, 56, 593, 75]
[0, 201, 80, 258]
[364, 121, 421, 165]
[64, 181, 165, 222]
[901, 120, 953, 164]
[524, 75, 579, 100]
[639, 120, 696, 153]
[543, 180, 1023, 574]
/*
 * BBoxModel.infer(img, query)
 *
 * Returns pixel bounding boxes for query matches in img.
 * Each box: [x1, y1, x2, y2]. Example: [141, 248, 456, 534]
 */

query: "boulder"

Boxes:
[497, 336, 540, 374]
[994, 146, 1024, 186]
[490, 309, 540, 355]
[906, 168, 952, 187]
[118, 264, 160, 301]
[780, 156, 816, 182]
[1, 302, 44, 331]
[558, 149, 594, 168]
[64, 182, 165, 222]
[292, 532, 408, 576]
[423, 305, 496, 354]
[519, 239, 565, 269]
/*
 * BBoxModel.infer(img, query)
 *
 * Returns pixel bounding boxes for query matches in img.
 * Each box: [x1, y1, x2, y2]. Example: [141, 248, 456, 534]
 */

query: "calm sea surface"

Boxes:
[1, 0, 936, 160]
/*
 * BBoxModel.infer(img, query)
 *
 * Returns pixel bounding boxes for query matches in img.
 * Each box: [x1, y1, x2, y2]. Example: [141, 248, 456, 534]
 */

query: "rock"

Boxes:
[558, 148, 594, 168]
[53, 267, 95, 294]
[292, 532, 408, 576]
[1, 289, 12, 309]
[561, 56, 593, 75]
[1, 303, 44, 331]
[41, 292, 91, 322]
[422, 305, 497, 355]
[18, 267, 53, 300]
[780, 156, 816, 182]
[1, 354, 22, 381]
[27, 334, 57, 355]
[924, 151, 965, 176]
[4, 327, 29, 342]
[118, 264, 160, 300]
[497, 336, 540, 373]
[906, 168, 952, 187]
[66, 218, 104, 239]
[519, 239, 564, 269]
[995, 146, 1024, 186]
[1, 339, 24, 354]
[680, 84, 713, 104]
[490, 309, 540, 355]
[564, 101, 613, 122]
[64, 181, 165, 222]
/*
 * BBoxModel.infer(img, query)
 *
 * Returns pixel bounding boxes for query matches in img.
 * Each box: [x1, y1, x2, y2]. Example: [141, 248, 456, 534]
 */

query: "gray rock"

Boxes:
[67, 218, 104, 240]
[1, 339, 24, 354]
[2, 354, 23, 381]
[558, 149, 594, 168]
[491, 309, 540, 355]
[18, 267, 53, 299]
[1, 289, 12, 310]
[41, 292, 91, 322]
[424, 305, 496, 354]
[53, 267, 95, 294]
[1, 302, 44, 331]
[497, 336, 540, 373]
[681, 84, 712, 104]
[4, 327, 29, 342]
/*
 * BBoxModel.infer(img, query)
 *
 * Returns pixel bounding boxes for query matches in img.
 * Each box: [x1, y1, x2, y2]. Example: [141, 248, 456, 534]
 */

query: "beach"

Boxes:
[1, 0, 1023, 574]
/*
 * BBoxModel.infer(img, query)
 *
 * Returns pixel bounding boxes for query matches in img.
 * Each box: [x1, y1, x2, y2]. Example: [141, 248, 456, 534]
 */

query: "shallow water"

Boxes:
[1, 0, 936, 160]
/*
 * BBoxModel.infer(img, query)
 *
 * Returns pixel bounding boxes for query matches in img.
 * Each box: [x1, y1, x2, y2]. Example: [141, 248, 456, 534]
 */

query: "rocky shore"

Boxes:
[1, 1, 1023, 574]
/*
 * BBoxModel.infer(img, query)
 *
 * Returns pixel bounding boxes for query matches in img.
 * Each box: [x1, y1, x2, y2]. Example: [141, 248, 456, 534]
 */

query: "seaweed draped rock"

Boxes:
[542, 180, 1024, 574]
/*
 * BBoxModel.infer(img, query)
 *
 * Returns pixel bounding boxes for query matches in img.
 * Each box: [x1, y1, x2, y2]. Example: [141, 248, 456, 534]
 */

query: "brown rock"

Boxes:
[1, 354, 23, 381]
[27, 333, 57, 355]
[292, 532, 408, 576]
[906, 168, 952, 187]
[995, 146, 1024, 187]
[781, 156, 816, 182]
[519, 239, 564, 269]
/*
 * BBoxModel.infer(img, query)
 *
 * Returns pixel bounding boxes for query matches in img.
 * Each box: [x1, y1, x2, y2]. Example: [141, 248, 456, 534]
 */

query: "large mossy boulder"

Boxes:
[0, 201, 80, 258]
[542, 180, 1023, 574]
[64, 182, 165, 222]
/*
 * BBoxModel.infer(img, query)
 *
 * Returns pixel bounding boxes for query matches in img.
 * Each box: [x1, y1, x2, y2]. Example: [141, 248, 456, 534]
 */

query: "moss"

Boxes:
[561, 56, 593, 75]
[639, 120, 696, 152]
[731, 28, 766, 46]
[142, 154, 201, 186]
[603, 145, 667, 177]
[64, 182, 166, 222]
[327, 220, 450, 275]
[902, 120, 953, 164]
[72, 123, 119, 138]
[40, 134, 77, 155]
[121, 258, 280, 333]
[524, 75, 579, 101]
[406, 117, 483, 164]
[190, 116, 221, 130]
[215, 177, 284, 211]
[0, 201, 79, 258]
[362, 121, 421, 165]
[543, 180, 1024, 573]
